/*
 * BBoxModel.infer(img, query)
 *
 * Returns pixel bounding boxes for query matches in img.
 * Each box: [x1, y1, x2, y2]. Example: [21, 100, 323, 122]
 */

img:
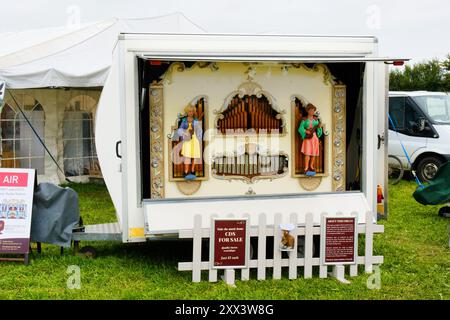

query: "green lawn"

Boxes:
[0, 181, 449, 299]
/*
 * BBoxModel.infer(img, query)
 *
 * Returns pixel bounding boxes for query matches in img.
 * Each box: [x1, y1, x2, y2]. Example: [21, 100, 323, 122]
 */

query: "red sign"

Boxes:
[323, 217, 357, 264]
[212, 219, 248, 269]
[0, 172, 28, 187]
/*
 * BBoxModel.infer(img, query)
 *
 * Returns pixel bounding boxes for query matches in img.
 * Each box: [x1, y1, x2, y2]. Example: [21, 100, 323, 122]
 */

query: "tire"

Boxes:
[388, 155, 404, 185]
[416, 156, 444, 182]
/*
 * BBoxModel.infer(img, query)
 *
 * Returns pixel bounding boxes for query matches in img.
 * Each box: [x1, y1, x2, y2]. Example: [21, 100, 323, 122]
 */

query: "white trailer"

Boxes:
[92, 33, 404, 243]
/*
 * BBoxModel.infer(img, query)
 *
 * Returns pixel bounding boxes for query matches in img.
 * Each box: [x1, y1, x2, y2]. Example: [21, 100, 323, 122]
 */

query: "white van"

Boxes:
[388, 91, 450, 182]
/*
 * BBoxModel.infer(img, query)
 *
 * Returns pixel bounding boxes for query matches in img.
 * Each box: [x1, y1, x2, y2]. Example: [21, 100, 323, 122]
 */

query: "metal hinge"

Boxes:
[377, 133, 385, 150]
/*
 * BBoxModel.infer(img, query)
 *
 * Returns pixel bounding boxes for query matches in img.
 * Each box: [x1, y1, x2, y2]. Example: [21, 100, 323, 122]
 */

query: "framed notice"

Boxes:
[0, 169, 36, 258]
[210, 218, 249, 269]
[321, 214, 358, 265]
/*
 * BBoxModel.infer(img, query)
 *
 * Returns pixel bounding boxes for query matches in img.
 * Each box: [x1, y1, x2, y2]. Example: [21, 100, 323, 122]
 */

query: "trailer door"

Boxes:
[376, 63, 389, 219]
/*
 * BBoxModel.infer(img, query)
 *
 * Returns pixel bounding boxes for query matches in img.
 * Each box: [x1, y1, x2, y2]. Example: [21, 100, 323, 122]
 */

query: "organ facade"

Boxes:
[152, 61, 345, 198]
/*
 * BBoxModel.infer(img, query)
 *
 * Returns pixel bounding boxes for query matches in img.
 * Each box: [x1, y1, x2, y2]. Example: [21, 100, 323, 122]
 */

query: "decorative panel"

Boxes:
[331, 85, 346, 192]
[149, 83, 164, 199]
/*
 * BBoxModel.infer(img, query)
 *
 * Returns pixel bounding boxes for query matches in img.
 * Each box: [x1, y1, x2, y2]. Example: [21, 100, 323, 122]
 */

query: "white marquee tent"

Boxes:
[0, 13, 206, 184]
[0, 12, 206, 88]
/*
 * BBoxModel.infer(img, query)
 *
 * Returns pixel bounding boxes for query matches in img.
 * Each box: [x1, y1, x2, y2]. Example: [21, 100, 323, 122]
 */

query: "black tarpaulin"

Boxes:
[30, 183, 79, 247]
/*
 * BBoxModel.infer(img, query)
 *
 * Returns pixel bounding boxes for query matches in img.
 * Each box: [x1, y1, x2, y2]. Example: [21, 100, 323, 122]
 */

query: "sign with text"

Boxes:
[321, 215, 358, 265]
[0, 169, 36, 255]
[211, 218, 249, 269]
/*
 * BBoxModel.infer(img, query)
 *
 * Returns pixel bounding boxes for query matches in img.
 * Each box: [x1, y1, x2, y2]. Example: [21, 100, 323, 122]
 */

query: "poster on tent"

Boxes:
[0, 169, 35, 255]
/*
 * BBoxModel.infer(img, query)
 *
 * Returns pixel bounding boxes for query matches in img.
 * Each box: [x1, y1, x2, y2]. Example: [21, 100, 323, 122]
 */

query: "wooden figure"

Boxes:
[298, 103, 323, 176]
[177, 105, 203, 180]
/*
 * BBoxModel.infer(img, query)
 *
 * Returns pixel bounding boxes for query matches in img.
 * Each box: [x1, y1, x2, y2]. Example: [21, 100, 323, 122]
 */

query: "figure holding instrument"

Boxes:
[178, 105, 203, 180]
[298, 103, 323, 176]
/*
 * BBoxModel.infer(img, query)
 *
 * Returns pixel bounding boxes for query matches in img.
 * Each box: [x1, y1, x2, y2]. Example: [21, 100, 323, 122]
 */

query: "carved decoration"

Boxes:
[213, 80, 287, 134]
[245, 187, 256, 195]
[290, 63, 337, 86]
[331, 85, 346, 192]
[159, 62, 336, 87]
[176, 180, 202, 196]
[211, 152, 289, 184]
[149, 83, 164, 199]
[159, 62, 219, 85]
[299, 176, 323, 191]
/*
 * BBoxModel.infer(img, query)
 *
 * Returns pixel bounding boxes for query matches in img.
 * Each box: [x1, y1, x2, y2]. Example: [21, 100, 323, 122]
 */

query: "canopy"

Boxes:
[0, 13, 206, 89]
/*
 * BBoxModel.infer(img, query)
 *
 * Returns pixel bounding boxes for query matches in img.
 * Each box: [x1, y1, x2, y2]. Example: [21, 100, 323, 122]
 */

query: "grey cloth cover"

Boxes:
[31, 183, 80, 247]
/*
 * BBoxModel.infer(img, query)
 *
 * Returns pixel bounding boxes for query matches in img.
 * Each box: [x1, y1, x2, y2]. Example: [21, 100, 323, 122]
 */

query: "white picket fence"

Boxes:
[178, 211, 384, 285]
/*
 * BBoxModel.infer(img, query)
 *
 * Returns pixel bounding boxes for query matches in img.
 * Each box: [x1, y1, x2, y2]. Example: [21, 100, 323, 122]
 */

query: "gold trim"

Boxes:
[167, 95, 209, 182]
[331, 85, 346, 192]
[291, 63, 337, 86]
[176, 180, 202, 196]
[159, 62, 336, 87]
[299, 176, 323, 191]
[159, 62, 219, 85]
[149, 83, 165, 199]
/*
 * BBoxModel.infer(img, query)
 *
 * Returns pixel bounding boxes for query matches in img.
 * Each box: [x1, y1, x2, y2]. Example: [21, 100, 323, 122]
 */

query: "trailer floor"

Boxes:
[72, 222, 122, 242]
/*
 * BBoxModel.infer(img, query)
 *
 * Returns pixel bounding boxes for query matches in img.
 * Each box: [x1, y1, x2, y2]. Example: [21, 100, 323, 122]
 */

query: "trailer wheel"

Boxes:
[78, 246, 97, 259]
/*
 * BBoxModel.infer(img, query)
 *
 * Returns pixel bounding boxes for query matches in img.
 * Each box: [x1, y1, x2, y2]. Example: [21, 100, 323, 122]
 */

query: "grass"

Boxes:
[0, 181, 449, 299]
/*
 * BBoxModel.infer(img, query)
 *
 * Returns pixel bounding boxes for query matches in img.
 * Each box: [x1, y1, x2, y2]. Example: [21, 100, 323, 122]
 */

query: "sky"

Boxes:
[1, 0, 449, 64]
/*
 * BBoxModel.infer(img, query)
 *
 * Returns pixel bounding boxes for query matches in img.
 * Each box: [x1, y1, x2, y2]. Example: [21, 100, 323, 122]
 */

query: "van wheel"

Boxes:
[416, 156, 443, 182]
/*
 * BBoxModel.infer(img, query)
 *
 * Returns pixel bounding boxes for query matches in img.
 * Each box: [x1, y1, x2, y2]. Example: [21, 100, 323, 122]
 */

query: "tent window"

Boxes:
[0, 95, 45, 174]
[62, 95, 101, 177]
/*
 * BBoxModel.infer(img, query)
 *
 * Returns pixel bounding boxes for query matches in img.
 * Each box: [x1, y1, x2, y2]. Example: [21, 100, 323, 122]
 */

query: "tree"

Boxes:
[389, 55, 450, 92]
[442, 54, 450, 86]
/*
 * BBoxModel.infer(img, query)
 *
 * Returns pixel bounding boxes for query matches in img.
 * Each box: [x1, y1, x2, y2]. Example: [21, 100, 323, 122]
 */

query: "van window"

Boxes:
[389, 96, 427, 136]
[413, 95, 450, 124]
[389, 97, 406, 130]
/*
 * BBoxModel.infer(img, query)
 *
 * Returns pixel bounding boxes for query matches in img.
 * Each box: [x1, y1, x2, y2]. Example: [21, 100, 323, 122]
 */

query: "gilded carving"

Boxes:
[331, 85, 346, 192]
[299, 176, 323, 191]
[176, 180, 202, 196]
[149, 83, 165, 199]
